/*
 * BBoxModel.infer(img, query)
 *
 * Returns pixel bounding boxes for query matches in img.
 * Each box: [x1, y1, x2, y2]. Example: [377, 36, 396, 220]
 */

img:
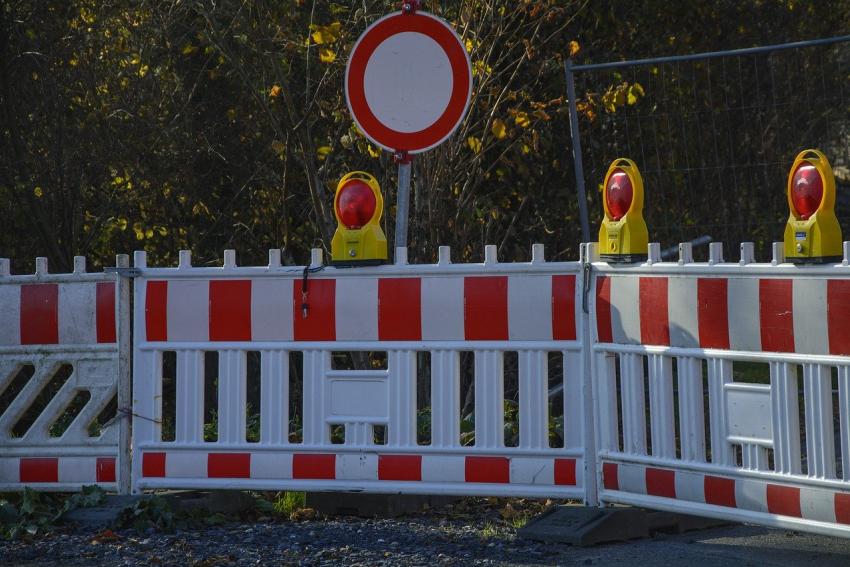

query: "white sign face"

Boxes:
[363, 32, 453, 134]
[345, 11, 472, 154]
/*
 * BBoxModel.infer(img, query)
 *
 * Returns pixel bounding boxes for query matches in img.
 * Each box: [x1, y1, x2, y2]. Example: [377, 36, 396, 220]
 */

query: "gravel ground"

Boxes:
[2, 497, 850, 566]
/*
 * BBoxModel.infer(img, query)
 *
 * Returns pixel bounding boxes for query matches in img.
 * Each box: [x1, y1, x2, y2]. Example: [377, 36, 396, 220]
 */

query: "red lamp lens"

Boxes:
[336, 180, 376, 229]
[606, 168, 633, 220]
[790, 162, 823, 220]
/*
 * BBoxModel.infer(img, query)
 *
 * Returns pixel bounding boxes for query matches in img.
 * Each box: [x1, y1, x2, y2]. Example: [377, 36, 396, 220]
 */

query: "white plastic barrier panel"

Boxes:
[0, 256, 130, 493]
[591, 242, 850, 538]
[131, 245, 595, 502]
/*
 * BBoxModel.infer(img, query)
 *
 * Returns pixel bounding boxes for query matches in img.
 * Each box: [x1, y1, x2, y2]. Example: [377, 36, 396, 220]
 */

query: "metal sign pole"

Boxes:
[394, 152, 412, 260]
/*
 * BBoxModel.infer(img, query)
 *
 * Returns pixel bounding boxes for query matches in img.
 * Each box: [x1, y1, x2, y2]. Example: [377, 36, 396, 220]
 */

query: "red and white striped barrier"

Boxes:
[0, 281, 116, 346]
[596, 274, 850, 355]
[601, 461, 850, 535]
[141, 274, 577, 343]
[0, 256, 130, 494]
[131, 247, 593, 501]
[590, 242, 850, 538]
[0, 457, 117, 485]
[136, 451, 578, 495]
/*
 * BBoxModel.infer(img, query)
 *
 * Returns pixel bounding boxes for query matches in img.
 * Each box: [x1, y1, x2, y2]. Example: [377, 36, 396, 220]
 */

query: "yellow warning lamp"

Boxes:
[784, 150, 842, 264]
[599, 158, 649, 262]
[331, 171, 387, 266]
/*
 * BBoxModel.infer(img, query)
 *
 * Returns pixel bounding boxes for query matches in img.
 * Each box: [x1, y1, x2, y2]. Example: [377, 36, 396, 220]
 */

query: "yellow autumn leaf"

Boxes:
[367, 144, 380, 158]
[514, 111, 530, 127]
[467, 136, 482, 153]
[473, 61, 491, 76]
[569, 40, 580, 56]
[271, 140, 286, 154]
[311, 22, 341, 45]
[269, 85, 281, 98]
[316, 146, 331, 160]
[318, 48, 336, 63]
[491, 119, 507, 139]
[533, 109, 551, 120]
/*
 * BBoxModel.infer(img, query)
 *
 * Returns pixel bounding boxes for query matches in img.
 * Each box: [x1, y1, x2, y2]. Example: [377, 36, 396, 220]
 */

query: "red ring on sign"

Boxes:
[346, 12, 471, 154]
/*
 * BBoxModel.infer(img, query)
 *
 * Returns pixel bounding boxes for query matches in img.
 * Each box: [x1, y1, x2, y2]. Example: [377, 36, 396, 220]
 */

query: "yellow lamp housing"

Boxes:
[331, 171, 387, 266]
[783, 150, 842, 264]
[598, 158, 649, 263]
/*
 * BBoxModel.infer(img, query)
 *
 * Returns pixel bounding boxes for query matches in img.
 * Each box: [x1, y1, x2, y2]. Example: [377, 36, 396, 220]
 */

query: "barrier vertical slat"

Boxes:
[839, 366, 850, 482]
[518, 350, 548, 450]
[388, 350, 416, 447]
[303, 350, 328, 445]
[707, 358, 734, 466]
[176, 350, 204, 443]
[803, 363, 836, 479]
[771, 361, 802, 474]
[431, 350, 460, 448]
[347, 422, 370, 446]
[648, 354, 675, 458]
[742, 443, 768, 471]
[621, 353, 646, 455]
[596, 352, 619, 452]
[260, 350, 289, 445]
[218, 351, 247, 444]
[475, 349, 504, 449]
[677, 356, 706, 462]
[563, 351, 583, 450]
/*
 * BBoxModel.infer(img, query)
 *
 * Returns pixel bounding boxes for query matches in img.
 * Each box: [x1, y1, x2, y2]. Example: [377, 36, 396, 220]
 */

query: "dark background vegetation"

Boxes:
[1, 0, 849, 272]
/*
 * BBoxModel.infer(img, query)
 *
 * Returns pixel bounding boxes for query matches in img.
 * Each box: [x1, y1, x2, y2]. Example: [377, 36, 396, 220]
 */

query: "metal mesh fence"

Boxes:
[567, 37, 850, 262]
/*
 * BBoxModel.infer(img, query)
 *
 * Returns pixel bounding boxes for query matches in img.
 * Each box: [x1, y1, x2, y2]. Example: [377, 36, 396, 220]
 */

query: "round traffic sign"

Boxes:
[345, 11, 472, 154]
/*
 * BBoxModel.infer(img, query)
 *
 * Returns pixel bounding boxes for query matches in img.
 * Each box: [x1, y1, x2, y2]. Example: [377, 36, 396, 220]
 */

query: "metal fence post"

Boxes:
[565, 58, 591, 244]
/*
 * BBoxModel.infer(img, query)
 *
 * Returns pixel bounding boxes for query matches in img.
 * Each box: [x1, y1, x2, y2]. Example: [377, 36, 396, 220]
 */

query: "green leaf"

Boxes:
[21, 488, 40, 516]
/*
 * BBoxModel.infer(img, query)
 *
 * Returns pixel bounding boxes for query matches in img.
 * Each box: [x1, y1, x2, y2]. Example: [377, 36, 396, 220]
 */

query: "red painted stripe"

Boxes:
[704, 476, 737, 508]
[378, 455, 422, 481]
[209, 280, 252, 341]
[645, 467, 676, 498]
[552, 275, 577, 341]
[464, 277, 508, 340]
[465, 456, 509, 483]
[142, 453, 166, 477]
[293, 279, 336, 341]
[759, 279, 794, 353]
[19, 458, 58, 483]
[766, 484, 802, 518]
[554, 458, 577, 486]
[293, 454, 336, 479]
[697, 278, 730, 349]
[639, 278, 669, 346]
[378, 278, 422, 341]
[96, 457, 116, 483]
[595, 277, 613, 343]
[95, 282, 117, 343]
[208, 453, 251, 478]
[836, 493, 850, 525]
[827, 280, 850, 355]
[20, 284, 58, 345]
[145, 281, 168, 342]
[602, 462, 618, 490]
